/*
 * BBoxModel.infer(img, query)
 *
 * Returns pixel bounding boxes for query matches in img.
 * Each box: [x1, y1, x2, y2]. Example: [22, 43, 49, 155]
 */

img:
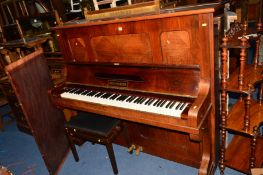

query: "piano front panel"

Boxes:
[68, 37, 89, 61]
[160, 30, 191, 64]
[57, 14, 212, 78]
[90, 33, 153, 63]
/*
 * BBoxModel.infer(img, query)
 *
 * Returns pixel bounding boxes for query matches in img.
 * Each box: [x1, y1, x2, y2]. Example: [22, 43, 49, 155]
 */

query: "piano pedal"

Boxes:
[127, 144, 136, 154]
[135, 146, 143, 156]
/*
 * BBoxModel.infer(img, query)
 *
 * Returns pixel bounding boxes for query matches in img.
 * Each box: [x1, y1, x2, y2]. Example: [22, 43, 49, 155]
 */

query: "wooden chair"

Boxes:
[65, 111, 125, 175]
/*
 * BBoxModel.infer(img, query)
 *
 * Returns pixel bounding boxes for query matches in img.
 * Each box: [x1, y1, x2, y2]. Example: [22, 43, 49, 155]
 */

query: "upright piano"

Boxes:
[49, 2, 223, 174]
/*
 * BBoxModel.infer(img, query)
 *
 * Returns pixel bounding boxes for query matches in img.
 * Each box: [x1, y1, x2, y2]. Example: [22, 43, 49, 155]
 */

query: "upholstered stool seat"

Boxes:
[65, 112, 124, 175]
[65, 112, 120, 136]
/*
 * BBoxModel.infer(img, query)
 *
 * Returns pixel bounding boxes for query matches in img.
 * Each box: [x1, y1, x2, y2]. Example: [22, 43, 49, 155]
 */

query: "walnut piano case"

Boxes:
[49, 3, 225, 175]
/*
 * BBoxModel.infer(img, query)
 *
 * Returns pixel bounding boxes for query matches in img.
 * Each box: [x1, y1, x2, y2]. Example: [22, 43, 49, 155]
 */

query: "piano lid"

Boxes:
[52, 1, 223, 29]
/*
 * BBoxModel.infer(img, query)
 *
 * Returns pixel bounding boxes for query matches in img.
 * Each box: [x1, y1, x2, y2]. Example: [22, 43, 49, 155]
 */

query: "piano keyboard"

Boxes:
[60, 87, 189, 118]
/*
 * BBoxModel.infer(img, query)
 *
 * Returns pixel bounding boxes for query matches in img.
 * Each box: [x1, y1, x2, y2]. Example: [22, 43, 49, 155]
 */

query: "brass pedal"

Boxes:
[127, 144, 136, 154]
[135, 146, 143, 156]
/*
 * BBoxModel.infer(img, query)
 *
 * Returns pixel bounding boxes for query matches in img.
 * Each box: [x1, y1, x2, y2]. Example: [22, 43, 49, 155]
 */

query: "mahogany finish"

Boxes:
[49, 3, 224, 175]
[5, 50, 69, 175]
[220, 19, 263, 174]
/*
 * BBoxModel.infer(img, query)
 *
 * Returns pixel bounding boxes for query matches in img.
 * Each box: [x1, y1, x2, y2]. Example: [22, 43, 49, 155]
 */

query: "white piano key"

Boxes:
[60, 88, 187, 118]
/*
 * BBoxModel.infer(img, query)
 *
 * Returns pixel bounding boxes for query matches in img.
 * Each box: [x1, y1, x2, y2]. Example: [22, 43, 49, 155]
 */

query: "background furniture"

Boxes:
[0, 76, 27, 133]
[0, 89, 13, 131]
[219, 19, 263, 174]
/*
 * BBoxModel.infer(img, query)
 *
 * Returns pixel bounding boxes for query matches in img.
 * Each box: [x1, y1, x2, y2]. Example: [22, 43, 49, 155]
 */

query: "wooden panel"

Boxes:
[66, 64, 200, 97]
[91, 34, 153, 63]
[5, 50, 69, 174]
[125, 123, 202, 168]
[161, 31, 191, 64]
[68, 37, 89, 62]
[56, 13, 213, 80]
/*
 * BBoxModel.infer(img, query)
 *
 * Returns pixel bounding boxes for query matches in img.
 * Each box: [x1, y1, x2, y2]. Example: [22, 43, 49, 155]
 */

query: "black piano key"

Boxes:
[165, 101, 172, 108]
[100, 93, 108, 98]
[86, 91, 94, 96]
[144, 98, 152, 105]
[116, 95, 123, 101]
[140, 98, 147, 104]
[180, 103, 187, 110]
[108, 94, 116, 99]
[81, 90, 90, 95]
[117, 95, 128, 101]
[134, 97, 141, 103]
[125, 96, 133, 102]
[121, 95, 129, 101]
[130, 96, 137, 102]
[130, 97, 139, 103]
[137, 97, 143, 104]
[169, 101, 176, 109]
[156, 100, 163, 107]
[148, 99, 155, 105]
[70, 89, 78, 93]
[159, 100, 165, 107]
[137, 97, 144, 104]
[63, 87, 72, 92]
[160, 100, 167, 107]
[76, 89, 85, 94]
[70, 89, 76, 93]
[103, 93, 113, 99]
[89, 91, 98, 96]
[153, 99, 160, 106]
[95, 92, 103, 97]
[68, 88, 76, 93]
[111, 94, 120, 100]
[93, 92, 101, 96]
[109, 94, 116, 99]
[126, 96, 133, 102]
[175, 102, 183, 110]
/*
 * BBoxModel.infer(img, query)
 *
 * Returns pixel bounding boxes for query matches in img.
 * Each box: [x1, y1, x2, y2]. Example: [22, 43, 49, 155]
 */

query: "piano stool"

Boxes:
[64, 111, 130, 175]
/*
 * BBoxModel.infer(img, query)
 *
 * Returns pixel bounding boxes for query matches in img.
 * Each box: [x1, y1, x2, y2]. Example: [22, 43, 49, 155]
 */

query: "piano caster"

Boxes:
[135, 146, 143, 156]
[127, 144, 136, 154]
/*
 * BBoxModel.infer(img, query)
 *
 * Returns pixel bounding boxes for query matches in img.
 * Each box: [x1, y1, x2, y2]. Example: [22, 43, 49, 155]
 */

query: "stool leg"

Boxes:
[0, 115, 4, 131]
[65, 128, 79, 162]
[106, 143, 118, 175]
